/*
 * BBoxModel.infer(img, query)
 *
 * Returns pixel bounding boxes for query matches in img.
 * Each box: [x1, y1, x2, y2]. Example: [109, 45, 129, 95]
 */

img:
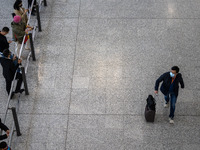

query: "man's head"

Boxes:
[171, 66, 179, 74]
[0, 141, 8, 150]
[3, 49, 11, 58]
[0, 27, 9, 35]
[170, 66, 179, 78]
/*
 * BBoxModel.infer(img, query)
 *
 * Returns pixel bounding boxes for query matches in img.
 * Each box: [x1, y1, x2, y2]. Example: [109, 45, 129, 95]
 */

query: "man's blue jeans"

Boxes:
[164, 93, 177, 119]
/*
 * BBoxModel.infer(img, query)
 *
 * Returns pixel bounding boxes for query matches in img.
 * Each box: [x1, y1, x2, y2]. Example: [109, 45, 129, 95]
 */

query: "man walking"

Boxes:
[154, 66, 184, 124]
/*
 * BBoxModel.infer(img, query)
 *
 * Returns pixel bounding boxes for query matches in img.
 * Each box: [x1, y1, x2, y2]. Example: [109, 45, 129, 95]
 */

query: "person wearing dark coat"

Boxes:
[0, 27, 12, 53]
[0, 49, 24, 97]
[0, 118, 9, 141]
[28, 0, 37, 16]
[154, 66, 184, 124]
[0, 141, 11, 150]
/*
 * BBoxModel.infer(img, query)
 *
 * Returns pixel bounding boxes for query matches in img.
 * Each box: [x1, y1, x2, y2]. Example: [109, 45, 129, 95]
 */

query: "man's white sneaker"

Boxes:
[25, 47, 31, 50]
[169, 118, 174, 124]
[164, 102, 169, 108]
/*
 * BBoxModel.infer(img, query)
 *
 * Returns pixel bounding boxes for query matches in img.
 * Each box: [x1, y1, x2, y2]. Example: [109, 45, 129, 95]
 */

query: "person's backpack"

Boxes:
[145, 95, 156, 122]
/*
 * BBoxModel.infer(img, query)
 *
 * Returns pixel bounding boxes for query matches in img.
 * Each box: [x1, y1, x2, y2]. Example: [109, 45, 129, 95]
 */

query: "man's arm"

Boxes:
[179, 74, 184, 88]
[0, 119, 9, 131]
[155, 72, 167, 91]
[0, 119, 9, 140]
[0, 134, 8, 140]
[10, 56, 22, 74]
[10, 59, 19, 74]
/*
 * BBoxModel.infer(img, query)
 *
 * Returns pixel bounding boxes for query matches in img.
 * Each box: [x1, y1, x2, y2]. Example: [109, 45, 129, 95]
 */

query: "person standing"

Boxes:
[11, 15, 32, 57]
[0, 27, 12, 53]
[0, 49, 24, 98]
[28, 0, 37, 16]
[13, 0, 28, 24]
[154, 66, 184, 124]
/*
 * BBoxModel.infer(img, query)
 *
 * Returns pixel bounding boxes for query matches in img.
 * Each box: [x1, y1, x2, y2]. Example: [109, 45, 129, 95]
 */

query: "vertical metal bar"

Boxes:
[11, 107, 21, 136]
[29, 33, 36, 61]
[36, 3, 42, 32]
[21, 67, 29, 95]
[8, 121, 15, 146]
[3, 73, 17, 124]
[44, 0, 47, 6]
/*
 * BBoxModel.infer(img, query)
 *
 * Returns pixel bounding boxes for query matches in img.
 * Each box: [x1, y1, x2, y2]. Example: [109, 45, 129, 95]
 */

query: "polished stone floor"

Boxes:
[0, 0, 200, 150]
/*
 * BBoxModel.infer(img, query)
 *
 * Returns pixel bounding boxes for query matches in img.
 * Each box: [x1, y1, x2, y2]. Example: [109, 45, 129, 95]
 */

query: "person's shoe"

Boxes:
[164, 102, 169, 108]
[20, 56, 26, 60]
[25, 48, 31, 50]
[19, 89, 25, 93]
[169, 118, 174, 124]
[15, 89, 25, 94]
[31, 11, 36, 16]
[10, 92, 15, 99]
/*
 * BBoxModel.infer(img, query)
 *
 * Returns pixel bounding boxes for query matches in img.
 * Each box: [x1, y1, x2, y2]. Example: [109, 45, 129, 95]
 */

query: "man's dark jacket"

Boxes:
[0, 118, 9, 140]
[0, 57, 19, 81]
[0, 33, 9, 53]
[155, 72, 184, 97]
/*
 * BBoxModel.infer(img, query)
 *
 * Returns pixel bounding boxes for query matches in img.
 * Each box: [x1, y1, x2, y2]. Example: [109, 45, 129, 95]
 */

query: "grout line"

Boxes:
[39, 16, 200, 20]
[78, 17, 200, 20]
[123, 112, 125, 150]
[64, 0, 82, 148]
[14, 113, 200, 117]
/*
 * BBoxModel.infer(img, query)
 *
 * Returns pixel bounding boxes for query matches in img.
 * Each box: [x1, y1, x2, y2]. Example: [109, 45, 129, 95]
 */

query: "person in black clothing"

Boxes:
[0, 141, 11, 150]
[154, 66, 184, 124]
[28, 0, 37, 16]
[0, 49, 24, 97]
[0, 27, 12, 53]
[0, 118, 9, 141]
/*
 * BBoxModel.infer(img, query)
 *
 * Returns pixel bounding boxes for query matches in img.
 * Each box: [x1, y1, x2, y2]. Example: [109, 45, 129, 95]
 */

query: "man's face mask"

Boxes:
[170, 72, 175, 78]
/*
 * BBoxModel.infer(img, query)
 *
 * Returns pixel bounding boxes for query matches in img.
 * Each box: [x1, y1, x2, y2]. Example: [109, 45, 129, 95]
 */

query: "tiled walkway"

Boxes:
[0, 0, 200, 149]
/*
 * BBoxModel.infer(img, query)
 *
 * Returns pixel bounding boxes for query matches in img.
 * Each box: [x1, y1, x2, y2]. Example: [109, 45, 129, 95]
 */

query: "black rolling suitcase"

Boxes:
[145, 95, 156, 122]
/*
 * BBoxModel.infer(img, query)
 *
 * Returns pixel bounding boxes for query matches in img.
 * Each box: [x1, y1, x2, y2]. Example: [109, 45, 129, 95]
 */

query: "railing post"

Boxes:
[29, 33, 36, 61]
[44, 0, 47, 6]
[36, 3, 42, 32]
[21, 67, 29, 95]
[11, 107, 21, 136]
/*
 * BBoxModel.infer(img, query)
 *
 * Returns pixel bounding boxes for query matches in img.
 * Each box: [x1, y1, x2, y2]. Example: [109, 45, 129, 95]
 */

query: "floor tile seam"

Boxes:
[122, 110, 125, 150]
[65, 0, 82, 148]
[40, 17, 78, 21]
[2, 112, 200, 116]
[38, 16, 200, 20]
[68, 114, 138, 116]
[8, 113, 140, 116]
[16, 113, 70, 116]
[66, 114, 200, 117]
[77, 17, 200, 20]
